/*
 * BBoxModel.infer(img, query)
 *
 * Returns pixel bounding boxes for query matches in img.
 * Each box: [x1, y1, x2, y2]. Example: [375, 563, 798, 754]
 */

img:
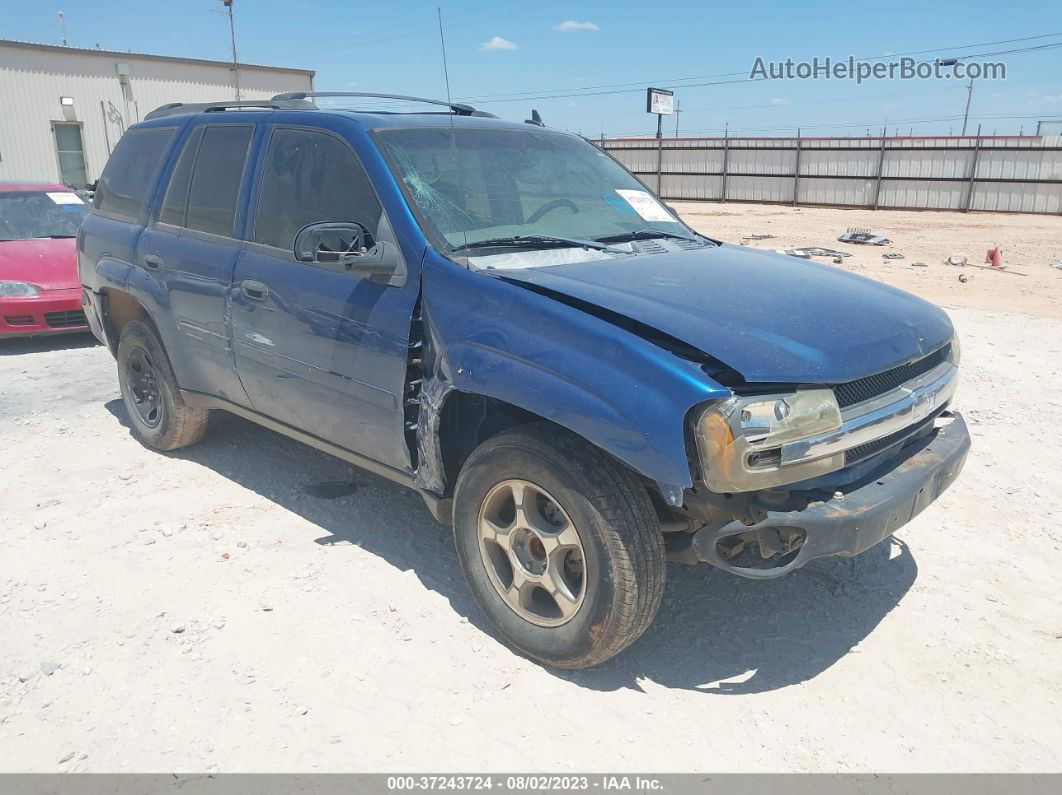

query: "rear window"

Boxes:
[94, 127, 175, 219]
[184, 126, 253, 237]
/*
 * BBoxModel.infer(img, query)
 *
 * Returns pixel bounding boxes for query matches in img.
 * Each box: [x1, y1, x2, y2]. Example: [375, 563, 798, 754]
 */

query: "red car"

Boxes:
[0, 181, 91, 338]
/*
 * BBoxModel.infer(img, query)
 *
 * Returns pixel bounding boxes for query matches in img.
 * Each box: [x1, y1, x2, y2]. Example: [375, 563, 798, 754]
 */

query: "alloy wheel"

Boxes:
[477, 479, 586, 627]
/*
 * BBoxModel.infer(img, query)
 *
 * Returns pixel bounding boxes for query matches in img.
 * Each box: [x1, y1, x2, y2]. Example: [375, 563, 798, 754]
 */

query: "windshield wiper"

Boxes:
[594, 229, 698, 244]
[36, 234, 76, 239]
[451, 234, 621, 254]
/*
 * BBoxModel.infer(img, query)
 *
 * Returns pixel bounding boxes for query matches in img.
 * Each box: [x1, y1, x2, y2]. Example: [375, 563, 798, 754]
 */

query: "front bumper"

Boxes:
[691, 411, 970, 579]
[0, 288, 88, 337]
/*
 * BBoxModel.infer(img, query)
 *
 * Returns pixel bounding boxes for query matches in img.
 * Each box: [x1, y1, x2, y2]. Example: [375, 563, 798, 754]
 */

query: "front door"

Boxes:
[229, 125, 419, 471]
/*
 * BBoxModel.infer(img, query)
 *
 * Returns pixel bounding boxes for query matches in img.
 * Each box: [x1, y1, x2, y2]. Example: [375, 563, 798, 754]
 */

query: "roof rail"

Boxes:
[271, 92, 495, 117]
[144, 98, 314, 120]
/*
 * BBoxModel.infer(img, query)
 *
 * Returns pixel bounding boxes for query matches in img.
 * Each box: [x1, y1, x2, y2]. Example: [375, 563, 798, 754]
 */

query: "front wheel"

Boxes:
[453, 423, 666, 668]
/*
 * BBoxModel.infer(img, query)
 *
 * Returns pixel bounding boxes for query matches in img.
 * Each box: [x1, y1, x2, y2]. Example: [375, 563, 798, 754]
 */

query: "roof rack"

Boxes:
[271, 92, 495, 118]
[144, 98, 314, 120]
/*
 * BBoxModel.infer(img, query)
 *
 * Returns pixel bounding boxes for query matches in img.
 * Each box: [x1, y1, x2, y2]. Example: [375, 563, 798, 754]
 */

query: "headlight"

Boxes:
[0, 281, 41, 297]
[949, 334, 961, 366]
[693, 389, 844, 492]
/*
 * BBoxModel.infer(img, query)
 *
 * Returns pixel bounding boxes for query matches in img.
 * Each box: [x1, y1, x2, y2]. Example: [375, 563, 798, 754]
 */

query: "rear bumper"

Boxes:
[691, 411, 970, 579]
[0, 288, 87, 337]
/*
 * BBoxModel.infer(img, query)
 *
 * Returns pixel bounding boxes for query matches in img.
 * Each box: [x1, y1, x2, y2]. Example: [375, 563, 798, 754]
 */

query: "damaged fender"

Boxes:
[414, 252, 731, 499]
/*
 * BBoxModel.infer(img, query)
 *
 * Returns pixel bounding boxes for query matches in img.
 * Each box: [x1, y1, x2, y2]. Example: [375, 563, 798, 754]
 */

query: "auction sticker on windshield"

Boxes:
[46, 192, 84, 205]
[614, 189, 672, 222]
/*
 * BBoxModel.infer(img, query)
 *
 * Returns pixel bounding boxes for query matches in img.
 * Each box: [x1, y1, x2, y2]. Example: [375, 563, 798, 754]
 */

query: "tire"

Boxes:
[453, 423, 666, 668]
[116, 320, 208, 451]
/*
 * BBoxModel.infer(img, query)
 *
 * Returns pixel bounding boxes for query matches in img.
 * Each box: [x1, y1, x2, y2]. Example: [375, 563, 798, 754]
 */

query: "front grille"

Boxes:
[4, 315, 35, 326]
[844, 415, 936, 465]
[834, 344, 950, 409]
[44, 310, 87, 329]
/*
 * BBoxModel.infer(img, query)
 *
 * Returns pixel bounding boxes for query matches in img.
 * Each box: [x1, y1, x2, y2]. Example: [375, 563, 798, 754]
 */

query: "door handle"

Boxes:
[143, 254, 163, 271]
[241, 280, 269, 301]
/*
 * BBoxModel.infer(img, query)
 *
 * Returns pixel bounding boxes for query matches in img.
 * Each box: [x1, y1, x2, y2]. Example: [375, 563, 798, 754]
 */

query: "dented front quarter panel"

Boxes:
[415, 250, 732, 495]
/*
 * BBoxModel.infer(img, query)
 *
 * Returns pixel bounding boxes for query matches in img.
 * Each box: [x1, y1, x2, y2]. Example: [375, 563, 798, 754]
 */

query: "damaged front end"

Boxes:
[666, 339, 969, 578]
[667, 411, 969, 578]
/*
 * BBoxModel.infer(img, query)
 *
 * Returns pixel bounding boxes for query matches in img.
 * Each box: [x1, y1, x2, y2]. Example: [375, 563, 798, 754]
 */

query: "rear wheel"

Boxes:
[116, 320, 208, 451]
[453, 423, 666, 668]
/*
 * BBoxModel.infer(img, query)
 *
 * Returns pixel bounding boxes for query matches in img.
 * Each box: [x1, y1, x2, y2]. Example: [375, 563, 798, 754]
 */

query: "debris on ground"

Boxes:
[959, 273, 972, 282]
[1051, 259, 1062, 271]
[948, 253, 969, 266]
[911, 262, 928, 268]
[883, 253, 905, 260]
[777, 247, 851, 260]
[742, 233, 776, 240]
[838, 227, 892, 245]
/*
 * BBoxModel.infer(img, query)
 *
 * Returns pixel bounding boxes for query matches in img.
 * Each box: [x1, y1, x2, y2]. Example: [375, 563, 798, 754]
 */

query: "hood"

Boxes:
[0, 237, 78, 292]
[499, 243, 954, 384]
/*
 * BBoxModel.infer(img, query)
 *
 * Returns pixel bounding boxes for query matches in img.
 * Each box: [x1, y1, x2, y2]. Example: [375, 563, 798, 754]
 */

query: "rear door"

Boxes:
[230, 124, 419, 471]
[138, 122, 255, 404]
[79, 125, 175, 330]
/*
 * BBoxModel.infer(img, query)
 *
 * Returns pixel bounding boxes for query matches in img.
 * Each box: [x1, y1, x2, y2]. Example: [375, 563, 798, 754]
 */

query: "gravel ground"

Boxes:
[1, 204, 1061, 773]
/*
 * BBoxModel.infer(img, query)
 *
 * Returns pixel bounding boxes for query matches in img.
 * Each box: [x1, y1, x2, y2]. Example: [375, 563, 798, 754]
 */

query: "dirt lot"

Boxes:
[2, 204, 1061, 773]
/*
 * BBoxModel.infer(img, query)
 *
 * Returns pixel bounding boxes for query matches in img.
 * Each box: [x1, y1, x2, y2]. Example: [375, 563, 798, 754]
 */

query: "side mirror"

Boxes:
[294, 221, 400, 277]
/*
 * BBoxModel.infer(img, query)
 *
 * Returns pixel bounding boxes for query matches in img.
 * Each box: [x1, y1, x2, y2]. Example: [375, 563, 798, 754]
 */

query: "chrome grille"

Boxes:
[834, 345, 951, 409]
[844, 415, 936, 466]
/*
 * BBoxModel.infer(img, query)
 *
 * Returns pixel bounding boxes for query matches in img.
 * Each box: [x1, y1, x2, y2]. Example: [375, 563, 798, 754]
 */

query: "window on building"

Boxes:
[94, 127, 175, 219]
[52, 123, 87, 189]
[253, 128, 382, 251]
[184, 125, 253, 237]
[159, 127, 204, 227]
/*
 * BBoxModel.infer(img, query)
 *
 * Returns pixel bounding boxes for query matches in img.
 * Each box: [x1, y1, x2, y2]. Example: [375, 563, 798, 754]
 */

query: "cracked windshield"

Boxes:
[377, 127, 702, 266]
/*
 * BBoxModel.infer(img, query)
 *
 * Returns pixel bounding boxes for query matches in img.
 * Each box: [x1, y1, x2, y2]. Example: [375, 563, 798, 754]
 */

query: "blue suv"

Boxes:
[78, 93, 970, 668]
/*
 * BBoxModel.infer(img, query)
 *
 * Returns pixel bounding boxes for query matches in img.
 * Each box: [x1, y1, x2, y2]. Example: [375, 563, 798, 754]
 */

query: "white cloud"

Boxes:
[479, 36, 518, 51]
[770, 97, 788, 105]
[554, 20, 599, 32]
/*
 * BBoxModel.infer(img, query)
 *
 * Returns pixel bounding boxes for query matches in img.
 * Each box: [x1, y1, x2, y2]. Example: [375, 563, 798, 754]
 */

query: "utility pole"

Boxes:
[674, 100, 681, 137]
[961, 75, 974, 136]
[220, 0, 241, 100]
[58, 11, 68, 46]
[938, 59, 973, 135]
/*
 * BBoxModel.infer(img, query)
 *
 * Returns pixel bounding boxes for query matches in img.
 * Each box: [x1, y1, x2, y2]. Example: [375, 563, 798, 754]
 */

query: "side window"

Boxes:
[184, 125, 253, 237]
[94, 127, 175, 219]
[159, 127, 204, 227]
[253, 128, 383, 252]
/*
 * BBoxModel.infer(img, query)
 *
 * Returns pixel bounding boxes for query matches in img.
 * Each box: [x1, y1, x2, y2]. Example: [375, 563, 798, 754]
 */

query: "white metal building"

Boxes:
[0, 39, 314, 189]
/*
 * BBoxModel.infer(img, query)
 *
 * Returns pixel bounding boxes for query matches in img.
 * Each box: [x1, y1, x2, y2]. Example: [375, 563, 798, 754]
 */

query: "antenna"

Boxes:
[436, 7, 467, 254]
[57, 11, 68, 46]
[437, 7, 453, 107]
[213, 0, 241, 101]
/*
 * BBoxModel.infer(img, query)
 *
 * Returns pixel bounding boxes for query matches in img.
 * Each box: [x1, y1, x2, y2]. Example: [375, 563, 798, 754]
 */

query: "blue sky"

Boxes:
[3, 0, 1061, 137]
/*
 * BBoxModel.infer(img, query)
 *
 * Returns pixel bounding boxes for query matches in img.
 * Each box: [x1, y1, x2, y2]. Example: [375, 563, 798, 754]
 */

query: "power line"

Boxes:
[457, 32, 1062, 103]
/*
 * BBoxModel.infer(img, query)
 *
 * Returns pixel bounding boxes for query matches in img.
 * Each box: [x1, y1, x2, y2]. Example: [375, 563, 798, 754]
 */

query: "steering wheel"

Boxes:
[526, 199, 579, 225]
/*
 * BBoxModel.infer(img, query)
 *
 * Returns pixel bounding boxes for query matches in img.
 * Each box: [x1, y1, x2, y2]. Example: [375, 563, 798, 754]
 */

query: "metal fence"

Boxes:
[601, 133, 1062, 214]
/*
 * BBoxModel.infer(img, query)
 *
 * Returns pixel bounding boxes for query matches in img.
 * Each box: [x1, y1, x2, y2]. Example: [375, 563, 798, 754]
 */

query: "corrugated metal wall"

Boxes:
[0, 41, 313, 187]
[603, 135, 1062, 214]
